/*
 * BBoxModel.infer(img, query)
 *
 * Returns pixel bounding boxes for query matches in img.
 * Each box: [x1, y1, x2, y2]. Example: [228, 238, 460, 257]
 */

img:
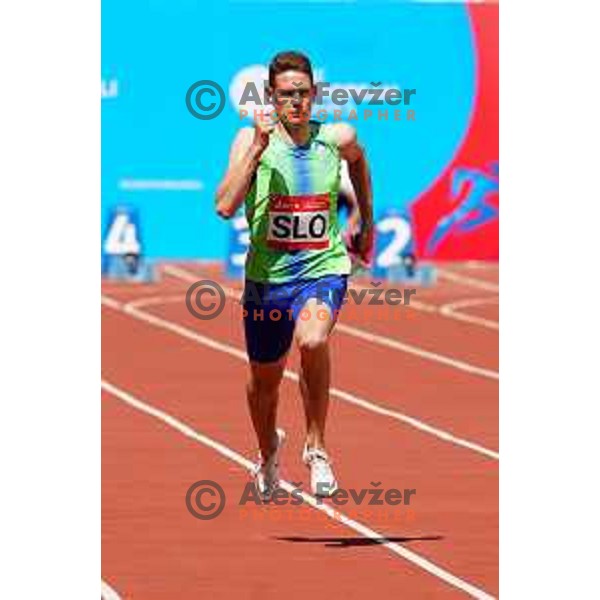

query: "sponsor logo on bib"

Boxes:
[267, 193, 330, 251]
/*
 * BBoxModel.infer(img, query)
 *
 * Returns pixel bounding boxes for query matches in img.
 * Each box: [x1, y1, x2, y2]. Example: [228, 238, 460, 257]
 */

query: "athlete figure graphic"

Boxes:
[426, 161, 499, 254]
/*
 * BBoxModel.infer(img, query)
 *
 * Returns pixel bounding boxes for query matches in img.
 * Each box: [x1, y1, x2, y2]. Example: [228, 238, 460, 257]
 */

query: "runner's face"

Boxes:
[270, 71, 313, 126]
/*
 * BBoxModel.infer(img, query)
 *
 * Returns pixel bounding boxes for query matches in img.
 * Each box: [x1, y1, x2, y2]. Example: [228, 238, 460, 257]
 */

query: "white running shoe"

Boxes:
[302, 445, 338, 497]
[253, 428, 286, 502]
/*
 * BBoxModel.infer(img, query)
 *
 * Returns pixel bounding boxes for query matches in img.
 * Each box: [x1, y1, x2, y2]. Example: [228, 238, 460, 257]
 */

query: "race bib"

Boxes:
[267, 193, 330, 251]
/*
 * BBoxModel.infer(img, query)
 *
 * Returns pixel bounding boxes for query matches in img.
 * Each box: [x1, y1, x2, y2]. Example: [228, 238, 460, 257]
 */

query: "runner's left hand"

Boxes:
[346, 220, 374, 267]
[355, 221, 374, 265]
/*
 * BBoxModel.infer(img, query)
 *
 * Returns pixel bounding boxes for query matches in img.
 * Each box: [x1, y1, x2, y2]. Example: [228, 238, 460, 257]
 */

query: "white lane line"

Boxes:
[336, 322, 498, 380]
[99, 294, 122, 310]
[403, 298, 438, 314]
[346, 280, 497, 332]
[101, 579, 122, 600]
[127, 294, 184, 309]
[464, 262, 499, 271]
[442, 297, 499, 312]
[437, 269, 499, 293]
[164, 264, 497, 331]
[163, 265, 499, 381]
[348, 278, 498, 333]
[101, 379, 495, 600]
[440, 297, 499, 331]
[102, 294, 499, 460]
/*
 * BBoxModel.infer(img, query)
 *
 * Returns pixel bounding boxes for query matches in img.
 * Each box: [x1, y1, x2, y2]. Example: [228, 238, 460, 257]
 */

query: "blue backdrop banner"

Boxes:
[102, 0, 477, 260]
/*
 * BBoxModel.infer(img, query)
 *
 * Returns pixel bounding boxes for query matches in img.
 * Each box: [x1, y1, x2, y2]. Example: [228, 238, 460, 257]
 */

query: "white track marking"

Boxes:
[440, 298, 499, 331]
[439, 311, 498, 331]
[165, 264, 498, 331]
[335, 322, 498, 380]
[102, 380, 495, 600]
[437, 269, 499, 293]
[402, 298, 438, 314]
[99, 294, 122, 310]
[349, 279, 497, 331]
[442, 297, 499, 312]
[128, 294, 186, 309]
[163, 265, 499, 380]
[464, 261, 499, 271]
[102, 294, 499, 460]
[354, 282, 498, 331]
[101, 579, 122, 600]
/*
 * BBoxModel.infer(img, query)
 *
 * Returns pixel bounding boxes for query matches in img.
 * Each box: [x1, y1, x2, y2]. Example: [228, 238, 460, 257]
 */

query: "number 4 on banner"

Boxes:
[104, 210, 141, 255]
[102, 206, 155, 281]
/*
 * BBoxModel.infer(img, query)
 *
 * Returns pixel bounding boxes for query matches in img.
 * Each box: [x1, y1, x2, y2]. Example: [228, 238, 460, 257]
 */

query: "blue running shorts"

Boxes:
[243, 274, 348, 363]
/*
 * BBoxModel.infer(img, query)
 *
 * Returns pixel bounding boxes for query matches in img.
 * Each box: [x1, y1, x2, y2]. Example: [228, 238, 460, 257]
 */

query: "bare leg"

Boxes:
[246, 357, 286, 461]
[295, 298, 335, 451]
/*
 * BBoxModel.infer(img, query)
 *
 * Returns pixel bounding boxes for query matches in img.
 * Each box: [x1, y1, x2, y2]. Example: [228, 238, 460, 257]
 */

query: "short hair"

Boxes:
[268, 51, 313, 87]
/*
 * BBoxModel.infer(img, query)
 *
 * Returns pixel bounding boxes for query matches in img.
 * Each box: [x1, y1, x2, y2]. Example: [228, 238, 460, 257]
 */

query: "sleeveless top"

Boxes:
[244, 121, 351, 283]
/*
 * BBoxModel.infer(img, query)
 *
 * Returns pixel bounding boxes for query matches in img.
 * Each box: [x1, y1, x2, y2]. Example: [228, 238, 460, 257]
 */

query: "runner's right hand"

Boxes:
[253, 114, 276, 151]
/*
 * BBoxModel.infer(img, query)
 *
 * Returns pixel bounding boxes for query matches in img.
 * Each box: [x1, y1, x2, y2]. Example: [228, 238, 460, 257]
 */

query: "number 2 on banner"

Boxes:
[376, 216, 412, 268]
[104, 213, 141, 255]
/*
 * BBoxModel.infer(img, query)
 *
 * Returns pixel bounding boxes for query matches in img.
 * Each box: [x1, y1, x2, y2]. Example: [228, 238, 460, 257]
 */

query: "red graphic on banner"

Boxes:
[412, 4, 499, 260]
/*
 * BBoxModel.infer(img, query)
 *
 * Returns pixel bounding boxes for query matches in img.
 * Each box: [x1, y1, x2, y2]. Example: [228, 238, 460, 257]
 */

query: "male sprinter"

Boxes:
[216, 51, 373, 499]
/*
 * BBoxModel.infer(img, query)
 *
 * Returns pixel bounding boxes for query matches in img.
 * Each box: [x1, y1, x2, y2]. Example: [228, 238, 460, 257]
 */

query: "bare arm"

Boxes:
[339, 160, 361, 231]
[333, 124, 374, 260]
[215, 120, 274, 219]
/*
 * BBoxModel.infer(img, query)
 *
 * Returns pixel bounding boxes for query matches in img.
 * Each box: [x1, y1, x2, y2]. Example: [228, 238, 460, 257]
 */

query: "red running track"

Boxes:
[102, 261, 498, 599]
